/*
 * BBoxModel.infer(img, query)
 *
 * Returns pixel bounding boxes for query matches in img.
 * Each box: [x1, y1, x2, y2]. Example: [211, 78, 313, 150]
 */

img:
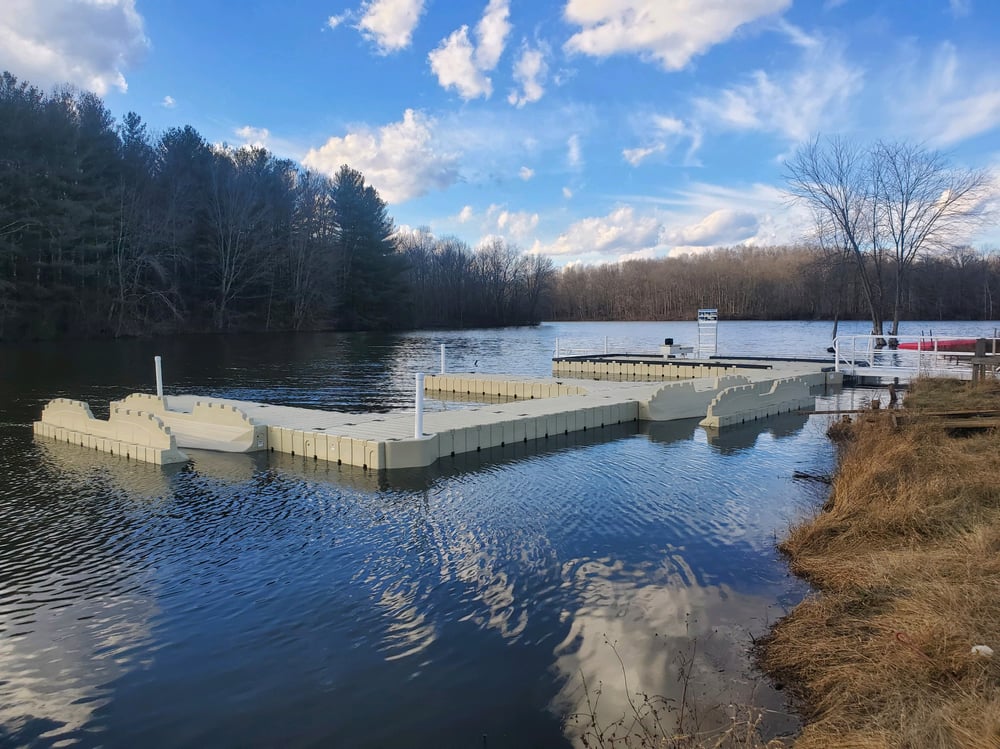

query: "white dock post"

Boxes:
[555, 338, 560, 358]
[415, 373, 425, 438]
[154, 355, 164, 399]
[440, 344, 446, 375]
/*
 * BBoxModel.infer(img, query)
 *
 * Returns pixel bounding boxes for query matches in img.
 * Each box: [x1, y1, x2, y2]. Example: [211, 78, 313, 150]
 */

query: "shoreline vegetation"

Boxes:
[760, 378, 1000, 748]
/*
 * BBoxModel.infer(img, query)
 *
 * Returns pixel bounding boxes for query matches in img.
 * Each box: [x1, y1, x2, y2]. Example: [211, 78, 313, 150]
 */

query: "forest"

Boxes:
[549, 244, 1000, 324]
[1, 71, 996, 342]
[0, 72, 554, 341]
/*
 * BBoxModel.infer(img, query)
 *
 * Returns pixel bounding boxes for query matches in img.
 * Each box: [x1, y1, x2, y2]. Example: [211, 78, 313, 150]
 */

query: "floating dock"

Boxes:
[34, 356, 841, 470]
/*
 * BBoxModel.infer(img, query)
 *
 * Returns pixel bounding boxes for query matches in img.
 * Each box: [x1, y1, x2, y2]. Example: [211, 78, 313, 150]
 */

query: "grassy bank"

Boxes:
[760, 379, 1000, 748]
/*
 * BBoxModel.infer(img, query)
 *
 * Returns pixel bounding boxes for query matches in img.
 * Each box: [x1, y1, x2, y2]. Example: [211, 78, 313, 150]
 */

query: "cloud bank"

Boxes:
[0, 0, 148, 94]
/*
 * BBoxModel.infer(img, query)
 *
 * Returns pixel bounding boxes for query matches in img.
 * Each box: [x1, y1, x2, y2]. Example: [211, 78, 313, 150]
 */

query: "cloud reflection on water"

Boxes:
[552, 554, 796, 746]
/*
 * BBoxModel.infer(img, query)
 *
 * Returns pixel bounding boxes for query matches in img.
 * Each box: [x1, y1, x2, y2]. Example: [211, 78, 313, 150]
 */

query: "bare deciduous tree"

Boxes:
[786, 136, 989, 343]
[874, 140, 989, 335]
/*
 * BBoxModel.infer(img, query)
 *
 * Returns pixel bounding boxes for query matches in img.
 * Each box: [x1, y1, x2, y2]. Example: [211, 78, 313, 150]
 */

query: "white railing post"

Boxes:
[154, 355, 164, 399]
[604, 336, 608, 354]
[834, 338, 840, 372]
[414, 373, 425, 438]
[440, 344, 446, 375]
[555, 338, 560, 358]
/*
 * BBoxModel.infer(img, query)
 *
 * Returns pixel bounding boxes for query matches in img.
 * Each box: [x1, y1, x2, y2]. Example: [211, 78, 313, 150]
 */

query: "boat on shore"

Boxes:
[895, 338, 981, 352]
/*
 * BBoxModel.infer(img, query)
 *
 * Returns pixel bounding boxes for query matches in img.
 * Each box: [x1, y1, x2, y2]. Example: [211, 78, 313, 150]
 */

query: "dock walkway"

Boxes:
[33, 359, 841, 469]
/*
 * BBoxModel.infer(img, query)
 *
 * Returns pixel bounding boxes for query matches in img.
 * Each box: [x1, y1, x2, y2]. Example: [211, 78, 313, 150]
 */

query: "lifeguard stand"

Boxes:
[697, 308, 718, 358]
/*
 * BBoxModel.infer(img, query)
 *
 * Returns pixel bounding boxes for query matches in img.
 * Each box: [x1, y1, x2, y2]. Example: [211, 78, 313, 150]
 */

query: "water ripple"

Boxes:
[0, 324, 857, 747]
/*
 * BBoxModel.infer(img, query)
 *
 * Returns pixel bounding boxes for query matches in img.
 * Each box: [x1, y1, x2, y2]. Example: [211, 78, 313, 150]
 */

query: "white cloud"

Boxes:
[327, 13, 349, 30]
[302, 109, 460, 204]
[428, 27, 491, 99]
[458, 205, 475, 222]
[776, 18, 821, 50]
[508, 43, 548, 107]
[950, 0, 972, 17]
[545, 181, 813, 261]
[235, 125, 270, 148]
[617, 248, 657, 262]
[633, 181, 812, 253]
[518, 166, 535, 180]
[623, 115, 701, 166]
[161, 95, 176, 109]
[693, 32, 861, 143]
[567, 134, 583, 168]
[563, 0, 790, 71]
[899, 42, 1000, 146]
[429, 0, 510, 100]
[652, 115, 686, 135]
[0, 0, 148, 95]
[665, 209, 759, 246]
[393, 223, 432, 243]
[474, 0, 511, 70]
[532, 205, 663, 258]
[356, 0, 425, 53]
[562, 186, 574, 199]
[933, 98, 1000, 148]
[623, 144, 665, 166]
[491, 205, 540, 241]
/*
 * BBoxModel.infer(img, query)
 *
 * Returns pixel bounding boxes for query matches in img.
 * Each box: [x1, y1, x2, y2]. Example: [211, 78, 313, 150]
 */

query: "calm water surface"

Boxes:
[2, 320, 998, 748]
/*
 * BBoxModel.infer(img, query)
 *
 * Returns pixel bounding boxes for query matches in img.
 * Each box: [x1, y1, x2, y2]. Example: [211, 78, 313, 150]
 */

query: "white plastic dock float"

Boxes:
[33, 358, 841, 470]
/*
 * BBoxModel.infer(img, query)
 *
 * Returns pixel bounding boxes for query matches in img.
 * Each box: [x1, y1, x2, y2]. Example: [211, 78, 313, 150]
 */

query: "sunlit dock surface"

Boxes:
[34, 357, 841, 469]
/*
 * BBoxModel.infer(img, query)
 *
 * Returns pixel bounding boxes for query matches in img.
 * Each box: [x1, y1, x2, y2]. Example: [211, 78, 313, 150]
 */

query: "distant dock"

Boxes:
[33, 354, 840, 469]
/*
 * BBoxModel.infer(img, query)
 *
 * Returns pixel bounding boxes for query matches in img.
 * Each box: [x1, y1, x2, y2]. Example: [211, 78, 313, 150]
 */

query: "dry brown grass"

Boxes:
[904, 378, 1000, 413]
[760, 379, 1000, 749]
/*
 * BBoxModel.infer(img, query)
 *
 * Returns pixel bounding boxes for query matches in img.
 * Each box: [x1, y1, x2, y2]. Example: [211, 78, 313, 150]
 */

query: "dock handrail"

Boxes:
[554, 336, 698, 359]
[555, 336, 615, 358]
[833, 334, 992, 381]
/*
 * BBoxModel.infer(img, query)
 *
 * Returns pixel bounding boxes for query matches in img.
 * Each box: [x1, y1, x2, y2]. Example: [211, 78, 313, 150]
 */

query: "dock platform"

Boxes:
[33, 357, 841, 470]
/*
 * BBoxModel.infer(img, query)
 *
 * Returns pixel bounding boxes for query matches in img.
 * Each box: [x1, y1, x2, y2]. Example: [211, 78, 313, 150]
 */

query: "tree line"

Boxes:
[0, 72, 554, 341]
[549, 244, 1000, 323]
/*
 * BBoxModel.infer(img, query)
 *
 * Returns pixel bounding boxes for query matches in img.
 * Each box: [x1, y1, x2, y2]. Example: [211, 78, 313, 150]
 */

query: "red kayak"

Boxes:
[897, 338, 979, 351]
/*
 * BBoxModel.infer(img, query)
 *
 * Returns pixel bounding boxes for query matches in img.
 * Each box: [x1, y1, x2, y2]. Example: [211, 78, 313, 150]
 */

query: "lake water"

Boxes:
[2, 320, 998, 748]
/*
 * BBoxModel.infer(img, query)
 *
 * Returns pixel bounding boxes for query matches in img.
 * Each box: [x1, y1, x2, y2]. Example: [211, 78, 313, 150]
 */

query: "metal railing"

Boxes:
[833, 335, 997, 381]
[554, 336, 614, 358]
[552, 336, 701, 359]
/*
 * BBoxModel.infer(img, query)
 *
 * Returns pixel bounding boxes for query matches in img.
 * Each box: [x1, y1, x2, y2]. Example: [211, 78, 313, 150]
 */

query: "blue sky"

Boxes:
[3, 0, 999, 265]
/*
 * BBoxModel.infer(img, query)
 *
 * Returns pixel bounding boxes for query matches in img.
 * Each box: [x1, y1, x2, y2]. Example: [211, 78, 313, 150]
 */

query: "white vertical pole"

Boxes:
[414, 373, 425, 438]
[834, 338, 840, 372]
[604, 336, 608, 354]
[555, 338, 560, 358]
[154, 355, 164, 399]
[440, 344, 446, 375]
